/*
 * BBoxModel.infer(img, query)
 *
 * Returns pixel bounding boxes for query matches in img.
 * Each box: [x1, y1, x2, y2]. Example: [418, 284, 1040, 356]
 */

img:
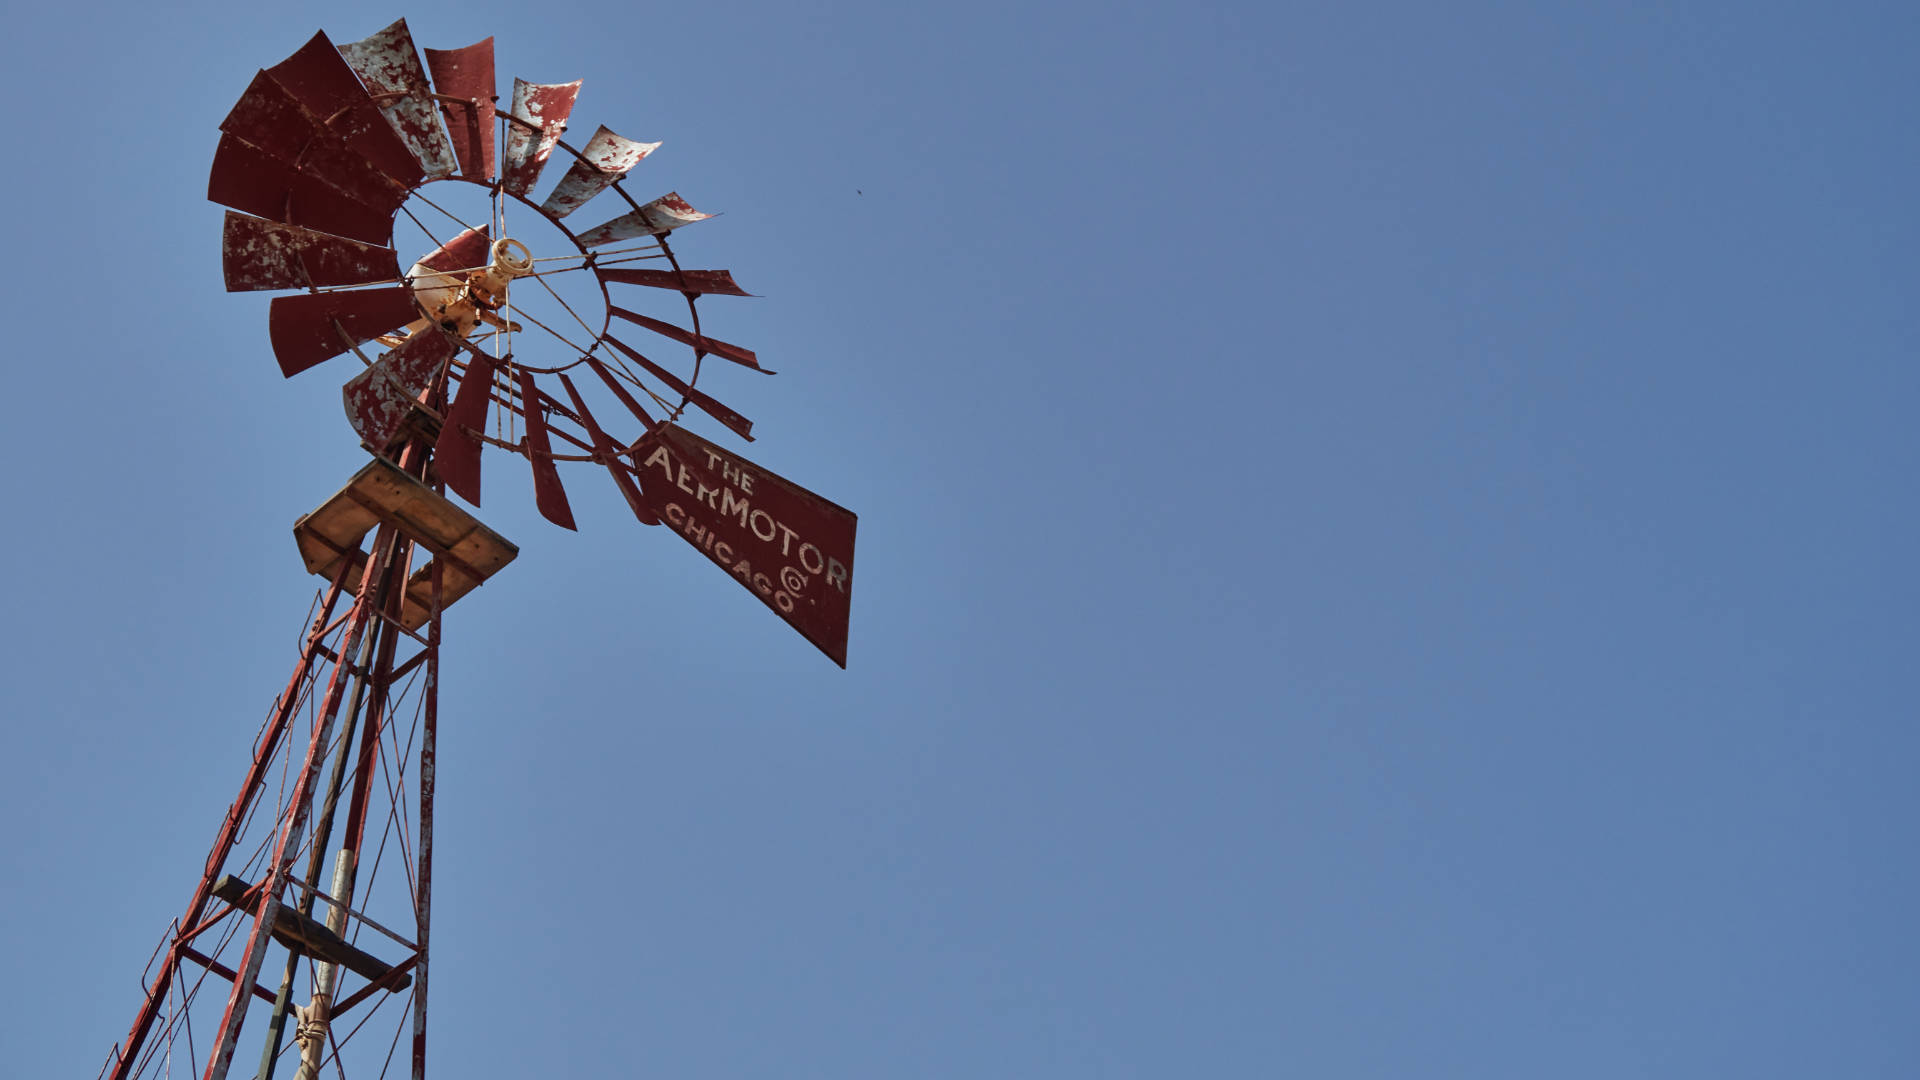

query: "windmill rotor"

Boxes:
[213, 18, 764, 533]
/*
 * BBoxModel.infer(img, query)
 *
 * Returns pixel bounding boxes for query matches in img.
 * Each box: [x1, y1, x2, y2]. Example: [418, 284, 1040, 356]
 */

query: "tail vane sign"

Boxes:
[633, 424, 857, 667]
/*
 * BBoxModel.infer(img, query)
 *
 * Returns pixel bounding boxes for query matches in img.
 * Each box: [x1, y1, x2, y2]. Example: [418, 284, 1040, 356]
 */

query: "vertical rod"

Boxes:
[412, 557, 444, 1079]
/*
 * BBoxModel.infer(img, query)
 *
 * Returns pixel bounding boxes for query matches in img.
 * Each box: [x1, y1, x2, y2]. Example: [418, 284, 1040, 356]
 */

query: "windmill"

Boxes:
[101, 19, 856, 1080]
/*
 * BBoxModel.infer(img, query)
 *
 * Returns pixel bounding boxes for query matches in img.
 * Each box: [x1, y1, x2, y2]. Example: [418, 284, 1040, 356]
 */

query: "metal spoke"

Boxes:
[530, 240, 664, 263]
[501, 301, 593, 358]
[593, 252, 674, 269]
[405, 187, 487, 241]
[396, 205, 457, 282]
[600, 347, 680, 413]
[526, 265, 604, 345]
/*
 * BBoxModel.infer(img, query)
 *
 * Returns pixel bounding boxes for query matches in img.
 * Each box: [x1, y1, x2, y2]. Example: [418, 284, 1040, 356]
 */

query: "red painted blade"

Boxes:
[538, 126, 659, 219]
[598, 268, 752, 297]
[584, 356, 658, 432]
[339, 19, 458, 180]
[265, 30, 423, 186]
[268, 287, 421, 378]
[218, 71, 404, 217]
[223, 212, 397, 292]
[604, 335, 755, 441]
[218, 70, 318, 163]
[575, 192, 713, 248]
[208, 133, 293, 222]
[558, 372, 658, 525]
[425, 39, 497, 179]
[295, 135, 408, 217]
[286, 171, 395, 245]
[610, 307, 767, 372]
[434, 351, 496, 505]
[414, 226, 492, 274]
[342, 328, 456, 450]
[210, 133, 393, 243]
[502, 79, 582, 196]
[518, 370, 578, 530]
[209, 135, 394, 244]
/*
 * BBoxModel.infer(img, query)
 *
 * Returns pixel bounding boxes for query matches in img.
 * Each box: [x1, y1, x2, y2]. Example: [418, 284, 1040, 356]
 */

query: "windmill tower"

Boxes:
[101, 20, 856, 1080]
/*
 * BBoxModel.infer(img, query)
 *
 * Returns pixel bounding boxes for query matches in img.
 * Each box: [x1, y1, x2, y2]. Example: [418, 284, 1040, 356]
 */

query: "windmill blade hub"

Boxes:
[491, 237, 533, 277]
[405, 235, 534, 337]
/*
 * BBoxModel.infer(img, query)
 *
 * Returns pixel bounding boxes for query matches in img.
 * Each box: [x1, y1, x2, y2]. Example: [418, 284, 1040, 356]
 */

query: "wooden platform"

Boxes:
[293, 458, 517, 630]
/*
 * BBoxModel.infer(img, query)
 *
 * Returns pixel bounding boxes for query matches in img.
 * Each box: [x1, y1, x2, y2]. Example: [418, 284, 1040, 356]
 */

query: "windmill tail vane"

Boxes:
[101, 17, 855, 1080]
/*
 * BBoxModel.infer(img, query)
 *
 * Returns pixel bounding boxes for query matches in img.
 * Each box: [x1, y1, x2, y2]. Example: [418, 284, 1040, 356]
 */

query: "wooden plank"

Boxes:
[211, 875, 412, 990]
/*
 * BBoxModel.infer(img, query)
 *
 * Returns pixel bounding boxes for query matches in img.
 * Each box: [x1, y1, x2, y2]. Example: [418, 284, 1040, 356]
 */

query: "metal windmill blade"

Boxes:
[337, 18, 459, 180]
[422, 37, 496, 178]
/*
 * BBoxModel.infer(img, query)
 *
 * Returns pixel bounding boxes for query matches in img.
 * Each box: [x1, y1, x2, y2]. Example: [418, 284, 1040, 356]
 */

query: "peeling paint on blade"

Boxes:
[538, 126, 660, 219]
[222, 212, 398, 292]
[218, 71, 405, 215]
[343, 328, 455, 449]
[338, 19, 458, 180]
[501, 78, 582, 196]
[267, 30, 423, 186]
[575, 192, 714, 248]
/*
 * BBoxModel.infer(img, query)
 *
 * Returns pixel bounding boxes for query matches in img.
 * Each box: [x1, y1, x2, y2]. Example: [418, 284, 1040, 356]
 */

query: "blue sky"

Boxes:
[3, 1, 1916, 1076]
